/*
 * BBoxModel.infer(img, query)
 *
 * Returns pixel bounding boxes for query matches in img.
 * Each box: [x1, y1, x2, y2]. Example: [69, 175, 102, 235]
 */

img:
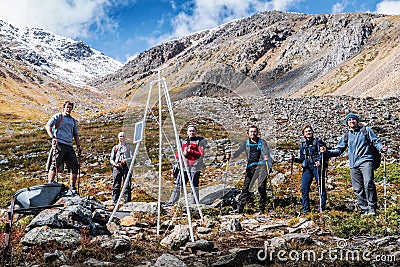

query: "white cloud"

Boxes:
[0, 0, 132, 39]
[376, 0, 400, 15]
[166, 0, 303, 40]
[332, 1, 349, 13]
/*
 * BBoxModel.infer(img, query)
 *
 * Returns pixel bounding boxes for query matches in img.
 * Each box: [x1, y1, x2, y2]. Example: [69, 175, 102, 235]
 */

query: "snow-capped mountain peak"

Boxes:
[0, 20, 123, 86]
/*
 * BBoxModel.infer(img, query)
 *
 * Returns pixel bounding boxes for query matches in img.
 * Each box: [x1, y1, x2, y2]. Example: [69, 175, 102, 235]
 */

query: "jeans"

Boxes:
[301, 165, 326, 212]
[350, 161, 377, 212]
[237, 165, 267, 212]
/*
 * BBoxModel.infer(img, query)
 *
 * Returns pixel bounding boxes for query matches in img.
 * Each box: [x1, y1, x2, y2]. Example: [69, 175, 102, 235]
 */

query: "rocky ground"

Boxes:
[1, 95, 400, 266]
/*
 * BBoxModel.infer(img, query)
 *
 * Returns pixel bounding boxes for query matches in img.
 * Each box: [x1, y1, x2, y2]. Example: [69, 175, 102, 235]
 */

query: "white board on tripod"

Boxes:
[133, 121, 144, 143]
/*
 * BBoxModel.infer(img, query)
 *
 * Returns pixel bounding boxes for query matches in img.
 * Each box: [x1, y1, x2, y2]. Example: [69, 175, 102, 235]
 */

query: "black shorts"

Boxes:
[49, 143, 79, 174]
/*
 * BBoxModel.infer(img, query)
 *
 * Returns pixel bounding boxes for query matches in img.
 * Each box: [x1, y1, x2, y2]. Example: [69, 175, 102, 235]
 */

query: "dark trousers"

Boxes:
[112, 166, 131, 204]
[49, 143, 79, 174]
[301, 165, 326, 212]
[168, 168, 200, 204]
[237, 165, 267, 212]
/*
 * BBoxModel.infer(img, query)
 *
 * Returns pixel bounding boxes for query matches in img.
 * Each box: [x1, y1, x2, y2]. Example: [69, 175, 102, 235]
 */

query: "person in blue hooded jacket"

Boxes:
[324, 113, 387, 215]
[291, 124, 330, 213]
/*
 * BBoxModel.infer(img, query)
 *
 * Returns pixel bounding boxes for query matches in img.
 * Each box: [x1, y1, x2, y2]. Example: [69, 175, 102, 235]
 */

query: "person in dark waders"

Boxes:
[291, 124, 330, 214]
[226, 125, 274, 214]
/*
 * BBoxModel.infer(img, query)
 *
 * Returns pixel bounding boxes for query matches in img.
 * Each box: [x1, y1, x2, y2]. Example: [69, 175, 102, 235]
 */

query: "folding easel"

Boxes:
[108, 70, 203, 242]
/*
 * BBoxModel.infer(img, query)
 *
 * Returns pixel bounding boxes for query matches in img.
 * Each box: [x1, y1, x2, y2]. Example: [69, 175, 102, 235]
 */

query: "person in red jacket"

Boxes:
[166, 125, 207, 206]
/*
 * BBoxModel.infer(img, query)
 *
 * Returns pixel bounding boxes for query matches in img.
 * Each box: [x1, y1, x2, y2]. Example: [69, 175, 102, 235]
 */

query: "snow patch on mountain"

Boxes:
[0, 20, 122, 86]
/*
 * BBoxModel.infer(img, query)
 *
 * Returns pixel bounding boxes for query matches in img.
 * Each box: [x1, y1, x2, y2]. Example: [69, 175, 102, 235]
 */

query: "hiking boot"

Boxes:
[254, 211, 265, 216]
[162, 201, 174, 207]
[368, 210, 377, 216]
[229, 209, 243, 214]
[361, 209, 376, 216]
[254, 209, 265, 215]
[70, 187, 77, 195]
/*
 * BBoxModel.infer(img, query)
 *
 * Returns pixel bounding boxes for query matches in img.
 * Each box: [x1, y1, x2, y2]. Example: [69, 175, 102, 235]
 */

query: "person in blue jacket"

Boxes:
[291, 124, 329, 213]
[324, 113, 387, 215]
[226, 125, 274, 214]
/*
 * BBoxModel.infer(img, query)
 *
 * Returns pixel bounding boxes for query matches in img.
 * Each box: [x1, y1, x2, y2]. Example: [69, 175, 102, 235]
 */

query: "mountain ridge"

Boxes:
[0, 20, 122, 121]
[98, 11, 399, 100]
[1, 11, 400, 122]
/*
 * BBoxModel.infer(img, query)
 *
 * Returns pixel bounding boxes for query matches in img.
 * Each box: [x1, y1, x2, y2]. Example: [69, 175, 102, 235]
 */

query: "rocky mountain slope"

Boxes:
[98, 11, 400, 100]
[1, 11, 400, 122]
[0, 20, 122, 120]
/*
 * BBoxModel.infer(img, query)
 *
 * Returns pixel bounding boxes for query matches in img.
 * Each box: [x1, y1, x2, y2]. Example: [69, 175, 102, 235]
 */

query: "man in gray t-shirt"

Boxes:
[45, 101, 82, 192]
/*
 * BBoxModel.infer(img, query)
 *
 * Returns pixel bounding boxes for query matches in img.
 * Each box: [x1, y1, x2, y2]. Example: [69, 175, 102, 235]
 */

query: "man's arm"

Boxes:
[295, 143, 306, 163]
[74, 135, 82, 156]
[110, 146, 118, 166]
[45, 114, 59, 139]
[45, 125, 54, 139]
[327, 135, 347, 157]
[366, 127, 384, 152]
[228, 141, 246, 160]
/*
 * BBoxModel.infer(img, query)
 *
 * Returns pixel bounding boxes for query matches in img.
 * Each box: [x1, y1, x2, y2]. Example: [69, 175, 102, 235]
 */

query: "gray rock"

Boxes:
[25, 208, 63, 231]
[212, 248, 261, 267]
[91, 235, 131, 253]
[160, 225, 190, 249]
[269, 236, 288, 250]
[366, 236, 397, 247]
[185, 239, 214, 252]
[227, 218, 243, 231]
[197, 227, 212, 234]
[92, 208, 110, 224]
[154, 253, 186, 267]
[82, 258, 114, 266]
[271, 173, 285, 185]
[44, 250, 67, 264]
[281, 233, 314, 245]
[202, 215, 217, 228]
[21, 226, 80, 247]
[121, 201, 158, 214]
[199, 184, 239, 205]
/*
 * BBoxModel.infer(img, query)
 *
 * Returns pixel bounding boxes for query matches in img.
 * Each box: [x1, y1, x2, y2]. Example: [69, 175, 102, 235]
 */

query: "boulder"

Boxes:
[154, 253, 186, 267]
[160, 225, 190, 249]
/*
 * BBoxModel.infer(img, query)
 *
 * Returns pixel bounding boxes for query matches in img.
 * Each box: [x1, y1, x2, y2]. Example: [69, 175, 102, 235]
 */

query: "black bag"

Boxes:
[173, 164, 180, 178]
[344, 127, 381, 170]
[369, 144, 382, 170]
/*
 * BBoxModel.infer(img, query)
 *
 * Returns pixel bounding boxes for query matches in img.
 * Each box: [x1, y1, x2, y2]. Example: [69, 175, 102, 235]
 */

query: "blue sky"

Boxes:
[0, 0, 399, 63]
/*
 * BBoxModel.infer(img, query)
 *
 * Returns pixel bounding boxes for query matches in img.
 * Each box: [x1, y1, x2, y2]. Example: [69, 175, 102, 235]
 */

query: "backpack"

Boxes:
[51, 113, 77, 137]
[344, 127, 381, 170]
[245, 139, 264, 156]
[112, 144, 132, 162]
[300, 138, 321, 167]
[245, 139, 273, 170]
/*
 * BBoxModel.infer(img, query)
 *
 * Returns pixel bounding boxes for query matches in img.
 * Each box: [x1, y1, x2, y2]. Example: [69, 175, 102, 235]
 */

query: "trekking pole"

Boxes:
[266, 162, 275, 211]
[77, 156, 81, 195]
[289, 155, 298, 216]
[3, 198, 15, 266]
[219, 159, 229, 214]
[318, 153, 324, 214]
[383, 150, 387, 221]
[52, 139, 58, 183]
